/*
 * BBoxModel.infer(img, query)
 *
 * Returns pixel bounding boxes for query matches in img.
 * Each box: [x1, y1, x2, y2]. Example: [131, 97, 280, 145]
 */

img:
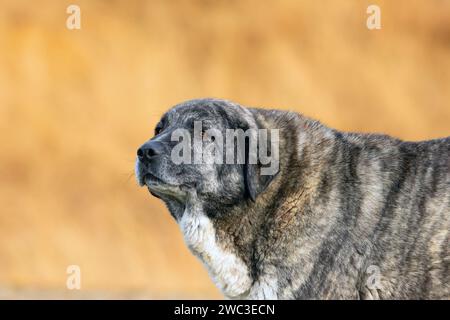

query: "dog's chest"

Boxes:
[179, 211, 253, 299]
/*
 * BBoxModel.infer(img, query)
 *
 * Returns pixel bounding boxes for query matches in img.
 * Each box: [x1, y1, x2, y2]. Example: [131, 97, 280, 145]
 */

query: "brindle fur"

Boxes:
[136, 98, 449, 299]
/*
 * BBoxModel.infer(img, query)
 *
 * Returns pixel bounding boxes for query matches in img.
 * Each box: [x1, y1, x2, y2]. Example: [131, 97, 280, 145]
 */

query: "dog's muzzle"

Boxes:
[137, 140, 164, 163]
[136, 140, 165, 187]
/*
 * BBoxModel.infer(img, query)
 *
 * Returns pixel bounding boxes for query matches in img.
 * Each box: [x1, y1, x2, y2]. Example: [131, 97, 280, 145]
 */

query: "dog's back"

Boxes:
[353, 136, 450, 299]
[260, 109, 450, 299]
[137, 99, 449, 299]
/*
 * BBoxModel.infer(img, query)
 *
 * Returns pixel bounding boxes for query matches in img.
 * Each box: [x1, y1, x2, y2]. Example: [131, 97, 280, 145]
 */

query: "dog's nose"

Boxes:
[137, 141, 164, 162]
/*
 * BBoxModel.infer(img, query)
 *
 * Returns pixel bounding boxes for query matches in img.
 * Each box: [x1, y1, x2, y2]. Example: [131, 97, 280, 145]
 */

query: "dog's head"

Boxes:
[135, 98, 279, 220]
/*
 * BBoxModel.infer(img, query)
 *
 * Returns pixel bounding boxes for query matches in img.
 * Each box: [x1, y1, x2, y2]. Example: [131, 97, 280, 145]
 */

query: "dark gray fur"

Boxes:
[136, 98, 449, 299]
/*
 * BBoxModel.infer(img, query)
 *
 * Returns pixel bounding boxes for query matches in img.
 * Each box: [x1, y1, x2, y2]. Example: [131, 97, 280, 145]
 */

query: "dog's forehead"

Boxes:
[162, 99, 244, 125]
[172, 105, 217, 119]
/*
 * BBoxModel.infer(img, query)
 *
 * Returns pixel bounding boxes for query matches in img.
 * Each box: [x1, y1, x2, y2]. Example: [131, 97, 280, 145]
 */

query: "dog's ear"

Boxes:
[244, 160, 277, 202]
[243, 121, 279, 202]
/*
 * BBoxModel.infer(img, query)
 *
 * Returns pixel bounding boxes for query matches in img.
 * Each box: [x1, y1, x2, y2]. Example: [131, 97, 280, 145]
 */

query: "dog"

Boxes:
[135, 98, 449, 299]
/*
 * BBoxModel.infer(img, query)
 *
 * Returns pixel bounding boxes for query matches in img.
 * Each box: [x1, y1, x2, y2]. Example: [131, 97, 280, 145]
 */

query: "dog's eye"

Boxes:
[155, 124, 163, 135]
[201, 130, 210, 140]
[201, 130, 215, 142]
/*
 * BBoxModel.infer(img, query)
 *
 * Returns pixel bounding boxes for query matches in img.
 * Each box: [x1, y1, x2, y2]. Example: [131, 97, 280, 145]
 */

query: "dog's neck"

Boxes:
[179, 191, 254, 299]
[179, 111, 339, 299]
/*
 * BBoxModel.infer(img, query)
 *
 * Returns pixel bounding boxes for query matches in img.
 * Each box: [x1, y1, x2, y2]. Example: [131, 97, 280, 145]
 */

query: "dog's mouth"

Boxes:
[143, 173, 186, 201]
[143, 173, 165, 186]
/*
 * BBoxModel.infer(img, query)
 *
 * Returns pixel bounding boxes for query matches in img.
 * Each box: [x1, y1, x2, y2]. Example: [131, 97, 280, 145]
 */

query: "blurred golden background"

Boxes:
[0, 0, 449, 299]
